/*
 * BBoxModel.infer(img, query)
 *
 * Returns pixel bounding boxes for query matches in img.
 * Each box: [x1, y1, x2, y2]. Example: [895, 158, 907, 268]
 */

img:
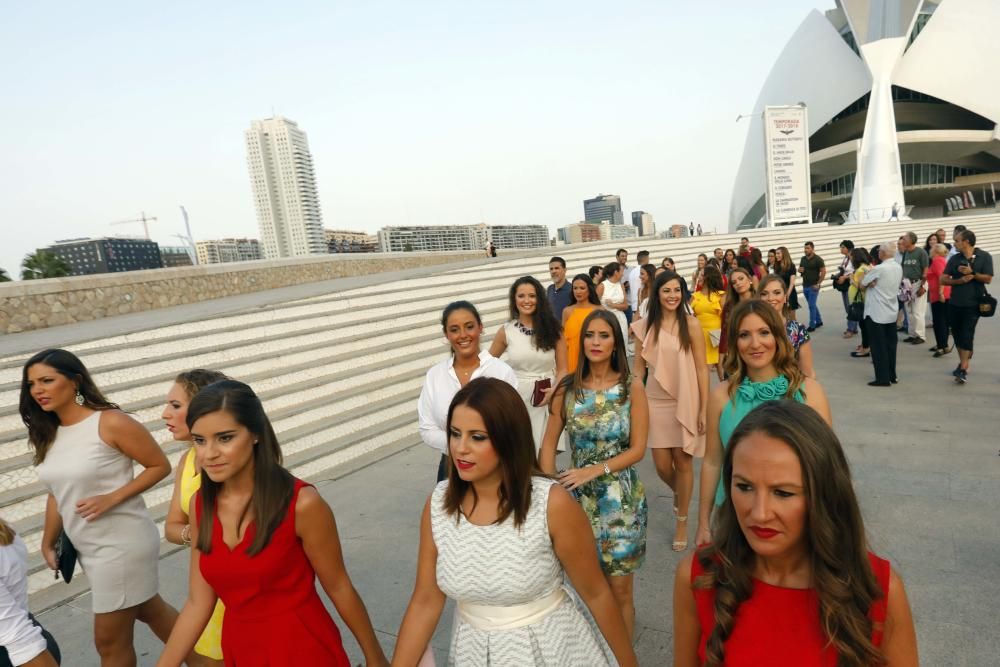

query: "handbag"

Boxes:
[55, 530, 77, 583]
[847, 298, 865, 322]
[708, 328, 722, 347]
[531, 378, 551, 407]
[979, 290, 997, 317]
[833, 268, 850, 292]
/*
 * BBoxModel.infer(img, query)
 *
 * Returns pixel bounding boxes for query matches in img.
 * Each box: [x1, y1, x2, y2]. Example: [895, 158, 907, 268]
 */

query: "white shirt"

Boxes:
[626, 265, 643, 309]
[417, 350, 518, 453]
[0, 535, 48, 666]
[861, 261, 903, 324]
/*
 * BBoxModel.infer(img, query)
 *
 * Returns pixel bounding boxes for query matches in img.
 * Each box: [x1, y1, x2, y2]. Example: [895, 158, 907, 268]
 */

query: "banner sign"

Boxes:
[764, 105, 812, 225]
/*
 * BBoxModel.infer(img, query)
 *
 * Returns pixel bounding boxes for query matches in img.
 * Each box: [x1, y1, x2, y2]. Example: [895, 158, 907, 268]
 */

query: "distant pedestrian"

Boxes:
[661, 256, 676, 273]
[941, 230, 994, 384]
[798, 241, 826, 331]
[394, 379, 639, 667]
[597, 262, 630, 347]
[696, 223, 703, 236]
[748, 248, 766, 286]
[758, 274, 816, 378]
[634, 264, 657, 321]
[899, 232, 929, 345]
[626, 250, 651, 321]
[947, 225, 967, 259]
[678, 401, 918, 666]
[691, 254, 708, 293]
[766, 248, 777, 275]
[926, 244, 952, 357]
[589, 265, 604, 284]
[718, 268, 755, 361]
[834, 240, 857, 338]
[774, 246, 800, 319]
[689, 222, 695, 237]
[546, 256, 572, 322]
[847, 248, 874, 359]
[861, 242, 904, 386]
[418, 301, 518, 481]
[691, 266, 726, 381]
[889, 201, 900, 220]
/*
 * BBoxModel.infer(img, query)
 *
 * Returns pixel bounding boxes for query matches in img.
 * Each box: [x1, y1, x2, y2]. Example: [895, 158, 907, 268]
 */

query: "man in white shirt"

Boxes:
[861, 242, 904, 387]
[626, 250, 650, 315]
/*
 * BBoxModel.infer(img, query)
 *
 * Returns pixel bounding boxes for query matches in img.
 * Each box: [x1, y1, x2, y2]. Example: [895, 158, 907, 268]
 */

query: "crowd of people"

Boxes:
[4, 228, 992, 666]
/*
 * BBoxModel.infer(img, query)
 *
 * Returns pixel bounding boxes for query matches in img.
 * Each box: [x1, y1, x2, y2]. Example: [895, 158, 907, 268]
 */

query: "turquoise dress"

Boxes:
[716, 376, 804, 505]
[564, 381, 647, 576]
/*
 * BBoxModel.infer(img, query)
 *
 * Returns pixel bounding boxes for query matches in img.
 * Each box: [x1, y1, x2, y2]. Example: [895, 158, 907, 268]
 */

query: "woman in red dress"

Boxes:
[157, 380, 388, 667]
[674, 401, 918, 667]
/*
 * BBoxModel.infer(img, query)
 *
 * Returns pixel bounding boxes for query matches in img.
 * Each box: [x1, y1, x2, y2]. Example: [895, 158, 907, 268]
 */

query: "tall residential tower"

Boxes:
[245, 116, 327, 258]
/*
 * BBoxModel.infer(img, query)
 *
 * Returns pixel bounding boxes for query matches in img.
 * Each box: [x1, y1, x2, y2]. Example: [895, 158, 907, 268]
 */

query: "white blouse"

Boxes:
[0, 535, 47, 666]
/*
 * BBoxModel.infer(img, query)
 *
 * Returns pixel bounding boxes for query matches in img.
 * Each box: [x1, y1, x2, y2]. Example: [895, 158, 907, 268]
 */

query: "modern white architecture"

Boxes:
[195, 238, 263, 265]
[245, 116, 327, 258]
[731, 0, 1000, 231]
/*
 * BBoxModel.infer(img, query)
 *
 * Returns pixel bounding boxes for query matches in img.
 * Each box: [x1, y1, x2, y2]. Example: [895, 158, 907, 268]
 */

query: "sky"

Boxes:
[0, 0, 831, 278]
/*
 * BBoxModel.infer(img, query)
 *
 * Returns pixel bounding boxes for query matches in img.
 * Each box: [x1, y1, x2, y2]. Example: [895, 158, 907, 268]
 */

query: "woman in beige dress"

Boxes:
[631, 272, 708, 552]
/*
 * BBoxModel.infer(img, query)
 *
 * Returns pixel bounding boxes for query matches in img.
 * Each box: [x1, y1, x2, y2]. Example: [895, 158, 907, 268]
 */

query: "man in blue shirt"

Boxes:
[546, 257, 572, 321]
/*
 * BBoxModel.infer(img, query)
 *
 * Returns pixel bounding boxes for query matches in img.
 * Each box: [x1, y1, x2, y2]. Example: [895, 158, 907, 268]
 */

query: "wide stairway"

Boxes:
[3, 214, 998, 607]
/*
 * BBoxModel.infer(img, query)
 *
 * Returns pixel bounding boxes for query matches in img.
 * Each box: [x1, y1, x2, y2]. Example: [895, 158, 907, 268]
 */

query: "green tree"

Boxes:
[0, 268, 11, 282]
[21, 251, 70, 280]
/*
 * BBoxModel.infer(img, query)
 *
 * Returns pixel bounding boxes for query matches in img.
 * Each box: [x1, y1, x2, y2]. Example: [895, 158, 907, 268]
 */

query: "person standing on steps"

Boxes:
[21, 349, 182, 667]
[798, 241, 826, 331]
[631, 272, 708, 553]
[696, 223, 703, 236]
[899, 231, 929, 346]
[689, 222, 695, 237]
[546, 256, 572, 322]
[941, 229, 994, 384]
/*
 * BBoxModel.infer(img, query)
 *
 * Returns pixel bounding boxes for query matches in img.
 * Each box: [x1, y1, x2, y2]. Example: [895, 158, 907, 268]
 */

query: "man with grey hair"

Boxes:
[861, 242, 904, 386]
[900, 231, 929, 345]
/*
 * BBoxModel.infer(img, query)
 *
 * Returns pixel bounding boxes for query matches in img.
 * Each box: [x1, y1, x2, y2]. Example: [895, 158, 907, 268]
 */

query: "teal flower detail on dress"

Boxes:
[737, 375, 789, 402]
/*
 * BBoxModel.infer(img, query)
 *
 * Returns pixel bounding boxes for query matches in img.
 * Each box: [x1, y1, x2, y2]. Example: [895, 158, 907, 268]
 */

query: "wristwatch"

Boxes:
[603, 462, 611, 476]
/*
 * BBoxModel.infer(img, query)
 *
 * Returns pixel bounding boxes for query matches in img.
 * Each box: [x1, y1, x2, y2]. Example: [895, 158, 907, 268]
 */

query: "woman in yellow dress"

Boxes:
[562, 274, 602, 373]
[689, 265, 727, 381]
[162, 369, 230, 665]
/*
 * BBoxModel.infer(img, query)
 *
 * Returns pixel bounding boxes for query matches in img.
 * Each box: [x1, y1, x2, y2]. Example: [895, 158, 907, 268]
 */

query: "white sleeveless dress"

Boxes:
[431, 477, 615, 666]
[35, 411, 160, 613]
[503, 321, 563, 452]
[600, 280, 630, 347]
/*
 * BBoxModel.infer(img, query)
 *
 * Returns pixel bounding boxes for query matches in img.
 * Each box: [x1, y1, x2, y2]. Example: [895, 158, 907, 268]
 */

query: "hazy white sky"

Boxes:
[0, 0, 830, 277]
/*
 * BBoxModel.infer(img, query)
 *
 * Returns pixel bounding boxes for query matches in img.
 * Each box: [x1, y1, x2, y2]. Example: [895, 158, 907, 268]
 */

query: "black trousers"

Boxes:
[866, 317, 897, 384]
[931, 301, 950, 350]
[859, 314, 870, 349]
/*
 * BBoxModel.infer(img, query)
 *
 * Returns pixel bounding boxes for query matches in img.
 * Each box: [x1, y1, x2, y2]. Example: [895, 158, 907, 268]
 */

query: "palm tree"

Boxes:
[0, 268, 11, 282]
[21, 251, 71, 280]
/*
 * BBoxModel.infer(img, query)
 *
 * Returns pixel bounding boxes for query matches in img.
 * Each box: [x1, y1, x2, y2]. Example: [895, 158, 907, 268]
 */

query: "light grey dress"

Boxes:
[431, 477, 616, 666]
[35, 411, 160, 613]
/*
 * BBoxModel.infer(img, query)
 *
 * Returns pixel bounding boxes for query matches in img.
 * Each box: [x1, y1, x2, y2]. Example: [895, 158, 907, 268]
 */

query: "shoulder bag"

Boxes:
[55, 530, 77, 583]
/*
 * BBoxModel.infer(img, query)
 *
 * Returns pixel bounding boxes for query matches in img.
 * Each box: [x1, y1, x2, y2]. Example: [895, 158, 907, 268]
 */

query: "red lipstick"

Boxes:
[750, 526, 779, 539]
[455, 460, 474, 470]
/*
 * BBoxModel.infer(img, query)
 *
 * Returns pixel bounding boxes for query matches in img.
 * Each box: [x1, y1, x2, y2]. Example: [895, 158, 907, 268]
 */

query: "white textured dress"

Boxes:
[503, 321, 563, 452]
[431, 477, 615, 666]
[35, 411, 160, 613]
[600, 280, 630, 347]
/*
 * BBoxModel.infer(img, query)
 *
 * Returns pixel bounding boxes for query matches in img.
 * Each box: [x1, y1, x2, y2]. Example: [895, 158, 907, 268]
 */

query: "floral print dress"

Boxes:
[564, 381, 647, 576]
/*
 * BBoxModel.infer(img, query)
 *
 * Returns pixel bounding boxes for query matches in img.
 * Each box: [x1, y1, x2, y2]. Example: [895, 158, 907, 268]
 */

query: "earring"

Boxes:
[75, 390, 85, 406]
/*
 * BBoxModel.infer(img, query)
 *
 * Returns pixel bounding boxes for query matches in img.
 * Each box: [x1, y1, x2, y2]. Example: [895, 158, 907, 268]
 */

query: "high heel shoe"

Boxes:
[673, 516, 689, 552]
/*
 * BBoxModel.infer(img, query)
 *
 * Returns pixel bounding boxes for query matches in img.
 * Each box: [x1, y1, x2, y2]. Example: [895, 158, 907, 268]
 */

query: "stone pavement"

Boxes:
[35, 290, 1000, 665]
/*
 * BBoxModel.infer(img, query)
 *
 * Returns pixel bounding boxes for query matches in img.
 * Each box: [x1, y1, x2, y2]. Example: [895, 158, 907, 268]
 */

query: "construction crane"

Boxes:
[109, 211, 158, 240]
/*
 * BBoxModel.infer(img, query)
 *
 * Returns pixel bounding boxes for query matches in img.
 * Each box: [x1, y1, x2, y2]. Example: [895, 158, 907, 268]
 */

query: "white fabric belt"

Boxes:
[456, 587, 566, 631]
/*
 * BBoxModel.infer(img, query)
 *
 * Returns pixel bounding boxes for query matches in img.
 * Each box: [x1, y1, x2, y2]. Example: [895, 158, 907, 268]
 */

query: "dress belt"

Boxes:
[457, 587, 566, 631]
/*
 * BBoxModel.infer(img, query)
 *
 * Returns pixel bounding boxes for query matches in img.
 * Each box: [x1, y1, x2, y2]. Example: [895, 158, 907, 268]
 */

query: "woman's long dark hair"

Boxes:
[725, 267, 756, 306]
[508, 276, 560, 352]
[702, 265, 725, 293]
[758, 273, 791, 319]
[645, 271, 694, 351]
[558, 309, 630, 421]
[20, 349, 120, 465]
[571, 274, 601, 305]
[695, 401, 885, 667]
[637, 264, 657, 306]
[187, 380, 294, 556]
[442, 378, 542, 529]
[776, 246, 794, 274]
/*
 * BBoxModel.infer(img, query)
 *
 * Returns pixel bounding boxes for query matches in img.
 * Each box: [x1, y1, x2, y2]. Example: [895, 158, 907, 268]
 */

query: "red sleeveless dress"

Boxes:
[691, 550, 890, 666]
[196, 479, 350, 667]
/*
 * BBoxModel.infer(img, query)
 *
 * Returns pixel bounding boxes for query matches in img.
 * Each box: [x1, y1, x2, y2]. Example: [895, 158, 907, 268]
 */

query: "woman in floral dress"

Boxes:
[541, 309, 648, 639]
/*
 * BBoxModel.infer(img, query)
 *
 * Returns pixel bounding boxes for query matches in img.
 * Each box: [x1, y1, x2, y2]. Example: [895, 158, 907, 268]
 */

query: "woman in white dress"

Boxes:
[392, 378, 638, 667]
[596, 261, 630, 346]
[489, 276, 567, 453]
[21, 349, 181, 666]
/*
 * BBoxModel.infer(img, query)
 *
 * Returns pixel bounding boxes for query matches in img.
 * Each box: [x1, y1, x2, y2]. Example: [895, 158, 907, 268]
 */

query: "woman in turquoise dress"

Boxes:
[695, 300, 832, 547]
[540, 309, 648, 640]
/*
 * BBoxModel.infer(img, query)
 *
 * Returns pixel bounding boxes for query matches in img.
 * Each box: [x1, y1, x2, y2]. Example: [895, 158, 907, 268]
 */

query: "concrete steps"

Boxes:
[4, 213, 998, 606]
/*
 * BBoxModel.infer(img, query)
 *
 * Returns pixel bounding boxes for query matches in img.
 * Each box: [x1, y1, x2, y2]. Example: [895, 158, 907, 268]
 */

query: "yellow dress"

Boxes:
[690, 291, 725, 365]
[563, 306, 597, 373]
[180, 447, 226, 660]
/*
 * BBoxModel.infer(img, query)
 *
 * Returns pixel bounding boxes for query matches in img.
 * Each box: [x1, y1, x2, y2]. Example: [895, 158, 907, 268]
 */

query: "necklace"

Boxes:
[514, 320, 534, 336]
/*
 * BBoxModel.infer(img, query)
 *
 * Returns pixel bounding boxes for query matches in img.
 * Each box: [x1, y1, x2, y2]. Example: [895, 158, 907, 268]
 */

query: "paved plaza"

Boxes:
[28, 287, 999, 666]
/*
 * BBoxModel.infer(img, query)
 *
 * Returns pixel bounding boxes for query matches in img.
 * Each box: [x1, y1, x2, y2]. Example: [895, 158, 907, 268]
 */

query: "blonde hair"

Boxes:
[933, 243, 948, 257]
[0, 518, 15, 546]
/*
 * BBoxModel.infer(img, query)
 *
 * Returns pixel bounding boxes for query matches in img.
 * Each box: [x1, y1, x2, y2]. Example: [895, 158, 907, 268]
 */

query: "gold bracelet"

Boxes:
[181, 524, 192, 547]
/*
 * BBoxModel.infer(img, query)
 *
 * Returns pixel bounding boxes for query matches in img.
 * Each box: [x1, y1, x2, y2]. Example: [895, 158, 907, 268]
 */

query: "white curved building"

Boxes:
[730, 0, 1000, 232]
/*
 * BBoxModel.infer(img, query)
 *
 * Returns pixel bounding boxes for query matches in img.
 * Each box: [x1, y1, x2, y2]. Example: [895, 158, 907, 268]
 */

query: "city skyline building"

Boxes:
[325, 229, 378, 253]
[195, 238, 263, 265]
[730, 0, 1000, 231]
[631, 211, 656, 236]
[559, 220, 637, 245]
[245, 116, 327, 259]
[159, 245, 194, 268]
[377, 223, 548, 253]
[41, 237, 163, 276]
[583, 194, 624, 226]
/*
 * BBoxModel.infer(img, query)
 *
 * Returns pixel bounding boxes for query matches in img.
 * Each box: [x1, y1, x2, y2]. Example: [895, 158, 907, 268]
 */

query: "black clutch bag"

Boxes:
[55, 530, 77, 583]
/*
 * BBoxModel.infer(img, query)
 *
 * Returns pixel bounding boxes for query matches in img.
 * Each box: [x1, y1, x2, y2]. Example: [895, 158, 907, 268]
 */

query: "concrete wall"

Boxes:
[0, 251, 481, 335]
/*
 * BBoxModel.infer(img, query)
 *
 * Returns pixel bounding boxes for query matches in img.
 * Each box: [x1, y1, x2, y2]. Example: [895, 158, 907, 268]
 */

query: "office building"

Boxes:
[159, 245, 194, 268]
[42, 237, 163, 276]
[325, 229, 378, 253]
[631, 211, 656, 236]
[245, 116, 327, 258]
[559, 220, 637, 245]
[583, 194, 624, 226]
[377, 223, 548, 253]
[731, 0, 1000, 230]
[195, 238, 263, 265]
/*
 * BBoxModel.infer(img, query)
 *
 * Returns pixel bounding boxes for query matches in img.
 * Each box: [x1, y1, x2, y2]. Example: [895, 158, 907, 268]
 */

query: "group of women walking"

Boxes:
[4, 247, 918, 666]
